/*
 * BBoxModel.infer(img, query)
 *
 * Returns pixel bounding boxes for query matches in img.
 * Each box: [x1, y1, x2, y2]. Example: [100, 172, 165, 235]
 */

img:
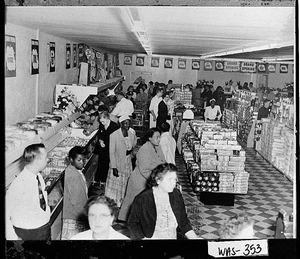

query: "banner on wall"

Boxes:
[151, 57, 159, 67]
[66, 43, 71, 69]
[5, 34, 16, 77]
[178, 58, 186, 69]
[215, 60, 224, 71]
[124, 54, 132, 65]
[191, 59, 200, 70]
[73, 44, 77, 68]
[50, 42, 55, 72]
[164, 58, 173, 68]
[257, 63, 267, 73]
[31, 39, 39, 75]
[279, 64, 288, 73]
[136, 56, 145, 66]
[266, 63, 276, 73]
[78, 43, 85, 63]
[223, 61, 240, 72]
[240, 61, 257, 73]
[204, 60, 213, 71]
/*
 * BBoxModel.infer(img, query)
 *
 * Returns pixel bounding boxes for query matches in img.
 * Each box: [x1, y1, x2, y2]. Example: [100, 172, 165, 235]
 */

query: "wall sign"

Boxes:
[224, 61, 240, 72]
[178, 58, 186, 69]
[66, 43, 71, 69]
[73, 44, 77, 68]
[151, 57, 159, 67]
[204, 60, 213, 71]
[164, 58, 173, 68]
[240, 61, 257, 73]
[215, 61, 224, 71]
[124, 54, 132, 65]
[5, 34, 16, 77]
[31, 39, 39, 75]
[257, 63, 267, 73]
[279, 64, 288, 73]
[267, 63, 276, 73]
[192, 59, 200, 70]
[50, 42, 55, 72]
[136, 56, 145, 66]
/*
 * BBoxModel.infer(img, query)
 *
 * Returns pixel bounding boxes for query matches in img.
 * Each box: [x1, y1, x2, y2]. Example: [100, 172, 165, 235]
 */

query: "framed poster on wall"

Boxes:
[31, 39, 39, 75]
[192, 59, 200, 70]
[151, 57, 159, 67]
[50, 42, 55, 72]
[204, 60, 213, 71]
[215, 61, 224, 71]
[73, 44, 77, 68]
[279, 64, 288, 73]
[5, 34, 16, 77]
[267, 63, 276, 73]
[223, 61, 240, 72]
[66, 43, 71, 69]
[240, 61, 257, 73]
[164, 58, 173, 68]
[178, 58, 186, 69]
[257, 63, 267, 73]
[124, 54, 132, 65]
[136, 56, 145, 66]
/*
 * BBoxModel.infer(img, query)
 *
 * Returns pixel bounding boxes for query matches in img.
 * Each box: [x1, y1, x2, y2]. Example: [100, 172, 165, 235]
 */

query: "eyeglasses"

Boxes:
[88, 214, 112, 220]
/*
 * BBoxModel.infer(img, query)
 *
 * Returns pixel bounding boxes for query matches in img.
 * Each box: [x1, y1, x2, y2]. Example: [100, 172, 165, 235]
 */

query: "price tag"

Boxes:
[208, 240, 268, 257]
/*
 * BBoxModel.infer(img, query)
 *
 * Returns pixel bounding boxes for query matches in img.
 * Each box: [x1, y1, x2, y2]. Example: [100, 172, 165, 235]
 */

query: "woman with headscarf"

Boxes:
[105, 115, 137, 207]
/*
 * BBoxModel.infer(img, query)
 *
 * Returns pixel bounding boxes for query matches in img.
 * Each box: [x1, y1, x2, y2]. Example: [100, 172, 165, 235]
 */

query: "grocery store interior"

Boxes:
[5, 4, 296, 248]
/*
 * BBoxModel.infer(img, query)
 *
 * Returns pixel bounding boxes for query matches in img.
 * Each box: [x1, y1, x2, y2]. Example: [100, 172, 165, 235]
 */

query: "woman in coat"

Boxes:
[156, 91, 170, 129]
[127, 163, 199, 240]
[118, 128, 166, 222]
[105, 115, 137, 207]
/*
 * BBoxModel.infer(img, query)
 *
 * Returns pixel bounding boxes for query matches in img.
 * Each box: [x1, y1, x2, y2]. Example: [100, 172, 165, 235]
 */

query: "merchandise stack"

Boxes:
[173, 87, 193, 105]
[181, 120, 249, 195]
[222, 108, 238, 130]
[238, 106, 258, 146]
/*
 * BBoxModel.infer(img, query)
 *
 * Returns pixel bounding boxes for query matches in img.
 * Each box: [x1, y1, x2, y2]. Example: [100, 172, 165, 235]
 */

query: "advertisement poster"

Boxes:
[204, 60, 213, 71]
[267, 63, 276, 73]
[151, 57, 159, 67]
[192, 59, 200, 70]
[223, 61, 240, 72]
[164, 57, 173, 68]
[73, 44, 77, 68]
[215, 60, 224, 71]
[136, 56, 145, 66]
[240, 61, 257, 73]
[31, 39, 39, 75]
[124, 54, 132, 65]
[279, 64, 288, 73]
[66, 43, 71, 69]
[78, 43, 85, 63]
[5, 34, 16, 77]
[178, 58, 186, 69]
[257, 63, 267, 73]
[50, 42, 55, 72]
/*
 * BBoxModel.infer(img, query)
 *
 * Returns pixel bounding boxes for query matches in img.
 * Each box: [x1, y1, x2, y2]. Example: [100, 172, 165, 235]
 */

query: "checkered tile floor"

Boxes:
[176, 147, 294, 239]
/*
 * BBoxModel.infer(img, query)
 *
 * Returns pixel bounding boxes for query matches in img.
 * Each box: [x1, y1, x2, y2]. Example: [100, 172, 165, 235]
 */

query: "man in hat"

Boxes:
[204, 98, 222, 121]
[257, 99, 271, 120]
[111, 91, 134, 123]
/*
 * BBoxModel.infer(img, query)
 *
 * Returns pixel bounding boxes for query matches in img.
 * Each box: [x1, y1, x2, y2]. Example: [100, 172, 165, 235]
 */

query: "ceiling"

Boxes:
[5, 6, 295, 62]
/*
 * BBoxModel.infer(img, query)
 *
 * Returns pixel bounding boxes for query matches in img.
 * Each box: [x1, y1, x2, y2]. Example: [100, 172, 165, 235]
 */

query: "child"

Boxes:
[61, 146, 88, 240]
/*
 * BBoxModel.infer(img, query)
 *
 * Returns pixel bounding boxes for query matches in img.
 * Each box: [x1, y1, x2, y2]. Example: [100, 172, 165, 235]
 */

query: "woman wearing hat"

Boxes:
[204, 98, 222, 121]
[105, 115, 137, 207]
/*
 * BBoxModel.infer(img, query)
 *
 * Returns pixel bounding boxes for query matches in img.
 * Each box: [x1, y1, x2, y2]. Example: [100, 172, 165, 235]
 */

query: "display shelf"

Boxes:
[5, 112, 81, 167]
[256, 149, 292, 182]
[55, 77, 124, 107]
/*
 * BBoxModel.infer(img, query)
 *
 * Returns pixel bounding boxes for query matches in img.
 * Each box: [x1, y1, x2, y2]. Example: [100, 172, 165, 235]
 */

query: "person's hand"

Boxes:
[99, 139, 105, 148]
[126, 149, 132, 156]
[113, 168, 119, 177]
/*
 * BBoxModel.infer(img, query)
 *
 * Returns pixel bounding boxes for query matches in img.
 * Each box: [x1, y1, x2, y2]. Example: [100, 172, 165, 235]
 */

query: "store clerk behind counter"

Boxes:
[204, 98, 222, 121]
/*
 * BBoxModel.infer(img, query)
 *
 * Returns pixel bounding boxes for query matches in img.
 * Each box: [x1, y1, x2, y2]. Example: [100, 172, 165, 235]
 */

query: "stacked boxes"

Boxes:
[181, 121, 249, 194]
[174, 88, 193, 105]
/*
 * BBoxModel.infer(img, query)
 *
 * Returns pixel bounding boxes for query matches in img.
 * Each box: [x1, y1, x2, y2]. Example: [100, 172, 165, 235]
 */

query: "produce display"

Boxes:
[181, 121, 249, 194]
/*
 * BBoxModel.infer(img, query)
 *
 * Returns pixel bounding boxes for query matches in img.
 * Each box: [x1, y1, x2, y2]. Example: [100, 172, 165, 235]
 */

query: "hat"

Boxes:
[119, 114, 131, 122]
[210, 98, 216, 103]
[263, 99, 271, 103]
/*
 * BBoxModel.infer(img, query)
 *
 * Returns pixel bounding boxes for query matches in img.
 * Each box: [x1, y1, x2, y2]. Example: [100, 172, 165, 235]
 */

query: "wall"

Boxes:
[119, 53, 294, 91]
[5, 23, 79, 125]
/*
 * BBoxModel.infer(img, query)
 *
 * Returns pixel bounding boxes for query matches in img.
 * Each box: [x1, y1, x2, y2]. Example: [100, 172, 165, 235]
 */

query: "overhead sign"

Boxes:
[240, 61, 256, 73]
[224, 61, 240, 72]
